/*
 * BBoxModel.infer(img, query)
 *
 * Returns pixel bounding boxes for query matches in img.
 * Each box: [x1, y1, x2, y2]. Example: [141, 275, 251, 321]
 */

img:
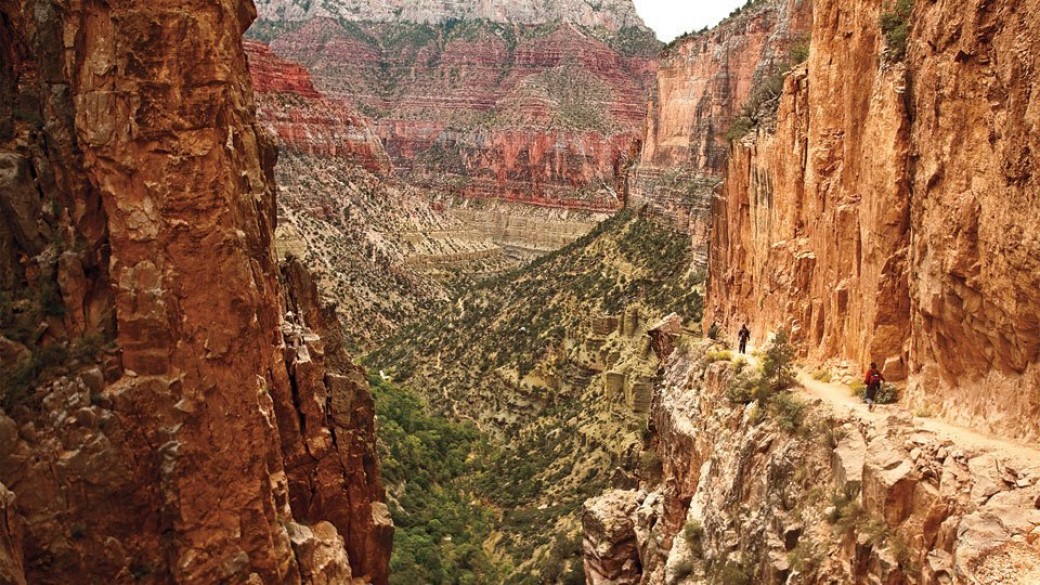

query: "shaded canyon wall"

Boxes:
[0, 0, 390, 582]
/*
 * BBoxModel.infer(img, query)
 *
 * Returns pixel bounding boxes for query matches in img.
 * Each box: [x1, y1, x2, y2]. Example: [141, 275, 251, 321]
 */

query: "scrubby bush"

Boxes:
[851, 381, 899, 405]
[880, 0, 913, 62]
[770, 391, 807, 433]
[672, 558, 695, 581]
[716, 557, 754, 585]
[760, 328, 796, 393]
[683, 520, 705, 558]
[811, 368, 832, 383]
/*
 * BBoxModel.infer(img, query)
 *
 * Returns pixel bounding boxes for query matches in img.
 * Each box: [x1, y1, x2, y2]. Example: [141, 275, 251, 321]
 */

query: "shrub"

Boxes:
[811, 368, 832, 383]
[790, 41, 810, 64]
[851, 381, 899, 404]
[788, 539, 821, 574]
[879, 0, 913, 62]
[683, 520, 704, 558]
[672, 557, 695, 581]
[828, 491, 865, 536]
[761, 328, 796, 392]
[724, 116, 754, 142]
[706, 350, 733, 364]
[716, 557, 754, 585]
[770, 391, 806, 433]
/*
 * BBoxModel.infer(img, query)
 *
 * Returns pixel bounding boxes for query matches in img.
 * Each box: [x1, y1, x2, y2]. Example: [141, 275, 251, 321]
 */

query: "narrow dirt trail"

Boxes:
[794, 368, 1040, 472]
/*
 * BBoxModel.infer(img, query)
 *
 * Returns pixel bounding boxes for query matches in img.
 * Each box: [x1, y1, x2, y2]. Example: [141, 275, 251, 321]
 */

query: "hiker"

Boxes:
[864, 362, 885, 411]
[737, 323, 751, 354]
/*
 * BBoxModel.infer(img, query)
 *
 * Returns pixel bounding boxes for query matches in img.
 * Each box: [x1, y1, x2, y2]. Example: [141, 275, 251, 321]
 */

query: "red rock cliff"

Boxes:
[245, 39, 392, 174]
[640, 0, 812, 174]
[630, 0, 811, 245]
[0, 0, 390, 582]
[707, 0, 1040, 440]
[256, 17, 658, 211]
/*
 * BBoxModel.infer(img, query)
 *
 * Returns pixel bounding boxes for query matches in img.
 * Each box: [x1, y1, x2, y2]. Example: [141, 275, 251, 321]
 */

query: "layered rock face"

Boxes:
[640, 0, 812, 174]
[245, 39, 391, 173]
[246, 40, 520, 346]
[251, 3, 659, 211]
[629, 0, 812, 235]
[0, 1, 389, 582]
[706, 0, 1040, 439]
[585, 342, 1040, 584]
[255, 0, 646, 30]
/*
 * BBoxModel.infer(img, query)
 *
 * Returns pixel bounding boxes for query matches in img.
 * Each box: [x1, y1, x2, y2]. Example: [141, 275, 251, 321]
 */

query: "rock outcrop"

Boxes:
[585, 340, 1040, 584]
[0, 484, 24, 585]
[0, 0, 390, 582]
[705, 0, 1040, 440]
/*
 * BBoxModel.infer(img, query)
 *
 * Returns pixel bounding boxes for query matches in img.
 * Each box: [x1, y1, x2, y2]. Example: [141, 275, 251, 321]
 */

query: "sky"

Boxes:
[632, 0, 747, 42]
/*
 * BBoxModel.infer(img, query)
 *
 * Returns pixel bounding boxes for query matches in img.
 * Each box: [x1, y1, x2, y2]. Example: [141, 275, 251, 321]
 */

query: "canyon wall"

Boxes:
[0, 0, 390, 582]
[706, 0, 1040, 439]
[640, 0, 812, 175]
[250, 3, 659, 211]
[630, 0, 811, 247]
[584, 341, 1040, 584]
[907, 0, 1040, 441]
[247, 40, 531, 347]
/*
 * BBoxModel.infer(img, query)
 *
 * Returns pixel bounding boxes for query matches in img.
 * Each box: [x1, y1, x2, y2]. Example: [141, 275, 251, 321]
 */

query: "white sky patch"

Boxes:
[632, 0, 748, 42]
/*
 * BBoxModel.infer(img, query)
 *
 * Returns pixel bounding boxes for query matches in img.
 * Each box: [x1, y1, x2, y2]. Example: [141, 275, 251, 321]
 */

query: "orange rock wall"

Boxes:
[907, 0, 1040, 438]
[707, 0, 912, 370]
[0, 0, 390, 582]
[640, 0, 813, 175]
[706, 0, 1040, 439]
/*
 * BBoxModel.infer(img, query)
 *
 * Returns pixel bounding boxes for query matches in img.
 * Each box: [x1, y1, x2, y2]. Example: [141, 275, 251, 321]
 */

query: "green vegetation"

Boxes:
[811, 367, 832, 383]
[714, 555, 755, 585]
[371, 376, 503, 584]
[723, 329, 807, 432]
[879, 0, 913, 62]
[370, 210, 704, 382]
[724, 35, 812, 140]
[369, 211, 703, 578]
[760, 328, 796, 393]
[683, 520, 705, 558]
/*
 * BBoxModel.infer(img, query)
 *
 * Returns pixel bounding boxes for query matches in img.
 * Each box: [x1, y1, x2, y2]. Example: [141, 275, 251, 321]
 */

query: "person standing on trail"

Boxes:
[864, 362, 885, 411]
[737, 323, 751, 354]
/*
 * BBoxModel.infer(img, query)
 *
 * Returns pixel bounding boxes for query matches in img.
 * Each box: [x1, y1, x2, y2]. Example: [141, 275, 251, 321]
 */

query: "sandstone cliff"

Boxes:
[584, 340, 1040, 584]
[629, 0, 812, 237]
[640, 0, 812, 174]
[0, 0, 390, 582]
[706, 0, 1040, 440]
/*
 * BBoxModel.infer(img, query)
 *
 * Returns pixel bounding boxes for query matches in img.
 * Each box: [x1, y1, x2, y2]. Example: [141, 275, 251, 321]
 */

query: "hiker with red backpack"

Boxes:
[864, 362, 885, 411]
